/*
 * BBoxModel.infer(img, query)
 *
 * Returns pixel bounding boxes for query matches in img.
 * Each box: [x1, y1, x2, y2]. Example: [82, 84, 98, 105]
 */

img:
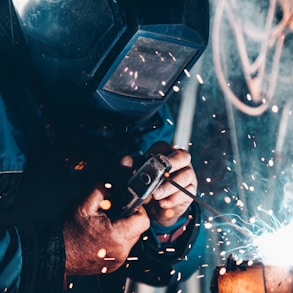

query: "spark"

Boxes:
[159, 90, 165, 97]
[166, 248, 176, 252]
[272, 105, 279, 113]
[68, 282, 74, 289]
[219, 267, 226, 275]
[205, 222, 213, 229]
[242, 182, 249, 190]
[99, 199, 112, 211]
[97, 249, 107, 258]
[247, 260, 253, 266]
[74, 161, 87, 171]
[220, 251, 226, 257]
[184, 69, 191, 77]
[166, 118, 174, 125]
[196, 274, 205, 279]
[127, 257, 139, 261]
[196, 74, 204, 84]
[168, 52, 176, 61]
[246, 93, 252, 101]
[134, 71, 138, 79]
[164, 172, 171, 178]
[104, 182, 112, 189]
[173, 85, 180, 92]
[161, 234, 169, 240]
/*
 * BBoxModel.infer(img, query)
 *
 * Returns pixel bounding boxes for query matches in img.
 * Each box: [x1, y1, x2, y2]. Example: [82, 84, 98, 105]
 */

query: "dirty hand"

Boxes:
[144, 141, 197, 226]
[63, 187, 150, 275]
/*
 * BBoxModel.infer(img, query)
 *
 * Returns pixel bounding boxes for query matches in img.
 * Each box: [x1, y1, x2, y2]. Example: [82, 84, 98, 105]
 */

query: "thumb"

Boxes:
[77, 186, 106, 217]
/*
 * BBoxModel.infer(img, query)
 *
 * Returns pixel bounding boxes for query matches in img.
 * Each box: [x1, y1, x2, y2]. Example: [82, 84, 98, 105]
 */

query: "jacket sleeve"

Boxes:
[0, 221, 66, 293]
[0, 226, 22, 292]
[125, 202, 207, 287]
[0, 93, 26, 174]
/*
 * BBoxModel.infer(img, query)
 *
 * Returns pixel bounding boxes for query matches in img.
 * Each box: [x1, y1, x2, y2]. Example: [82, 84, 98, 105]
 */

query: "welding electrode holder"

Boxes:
[118, 154, 172, 218]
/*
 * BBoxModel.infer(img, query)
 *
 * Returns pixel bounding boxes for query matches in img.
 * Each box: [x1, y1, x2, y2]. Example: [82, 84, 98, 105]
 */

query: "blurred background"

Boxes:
[131, 0, 293, 292]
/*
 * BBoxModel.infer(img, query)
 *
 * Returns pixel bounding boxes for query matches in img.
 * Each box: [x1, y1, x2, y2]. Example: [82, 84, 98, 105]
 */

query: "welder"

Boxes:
[0, 0, 209, 292]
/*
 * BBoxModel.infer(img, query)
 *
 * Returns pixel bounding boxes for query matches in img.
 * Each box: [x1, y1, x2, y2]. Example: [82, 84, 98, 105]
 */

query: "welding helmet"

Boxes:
[11, 0, 209, 129]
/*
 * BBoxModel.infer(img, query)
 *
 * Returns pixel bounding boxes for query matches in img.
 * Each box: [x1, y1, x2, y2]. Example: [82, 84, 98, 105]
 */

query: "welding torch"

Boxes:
[108, 153, 254, 239]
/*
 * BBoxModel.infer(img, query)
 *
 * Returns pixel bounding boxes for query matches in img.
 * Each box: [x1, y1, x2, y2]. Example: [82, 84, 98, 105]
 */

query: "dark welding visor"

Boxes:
[102, 36, 197, 100]
[11, 0, 209, 124]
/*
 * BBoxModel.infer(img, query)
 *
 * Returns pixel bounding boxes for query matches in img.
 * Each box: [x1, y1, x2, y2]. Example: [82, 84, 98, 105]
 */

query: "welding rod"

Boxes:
[164, 176, 254, 239]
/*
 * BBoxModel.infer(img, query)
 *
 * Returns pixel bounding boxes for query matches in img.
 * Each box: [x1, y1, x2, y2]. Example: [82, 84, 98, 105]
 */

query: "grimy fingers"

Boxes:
[114, 207, 150, 242]
[78, 188, 105, 217]
[167, 149, 192, 173]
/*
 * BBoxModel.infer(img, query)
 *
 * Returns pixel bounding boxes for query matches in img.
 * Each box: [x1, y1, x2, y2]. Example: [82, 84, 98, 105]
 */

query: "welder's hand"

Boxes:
[144, 141, 197, 226]
[63, 187, 150, 275]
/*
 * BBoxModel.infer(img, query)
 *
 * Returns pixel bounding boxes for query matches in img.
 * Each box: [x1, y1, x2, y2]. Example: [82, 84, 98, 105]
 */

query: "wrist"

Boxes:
[150, 214, 193, 244]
